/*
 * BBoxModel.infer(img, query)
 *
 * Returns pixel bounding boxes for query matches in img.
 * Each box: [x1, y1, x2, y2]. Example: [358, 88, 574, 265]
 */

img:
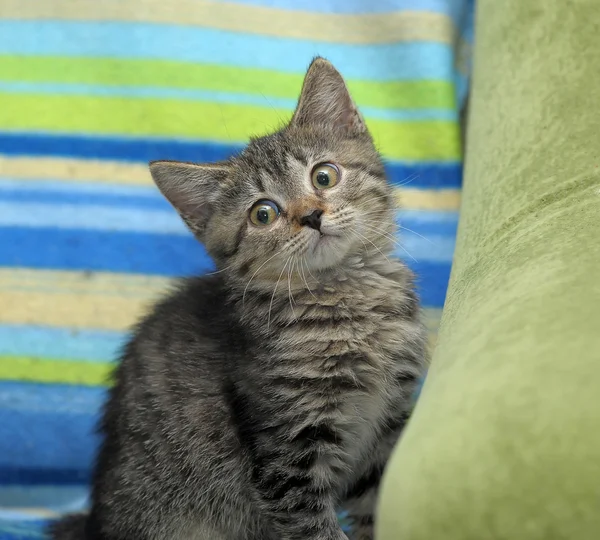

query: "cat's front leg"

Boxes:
[250, 430, 349, 540]
[343, 418, 407, 540]
[253, 464, 349, 540]
[343, 465, 381, 540]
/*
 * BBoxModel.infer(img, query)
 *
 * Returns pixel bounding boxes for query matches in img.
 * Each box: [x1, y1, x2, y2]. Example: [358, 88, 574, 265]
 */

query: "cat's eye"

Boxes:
[311, 163, 340, 190]
[249, 200, 280, 226]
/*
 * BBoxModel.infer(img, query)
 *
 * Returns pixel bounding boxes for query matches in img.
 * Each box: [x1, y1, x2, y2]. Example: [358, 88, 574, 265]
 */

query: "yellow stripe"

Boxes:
[0, 156, 461, 211]
[0, 156, 151, 186]
[8, 509, 59, 518]
[0, 269, 170, 331]
[0, 268, 443, 332]
[0, 0, 455, 45]
[394, 189, 461, 211]
[0, 268, 170, 297]
[0, 356, 112, 386]
[0, 289, 150, 331]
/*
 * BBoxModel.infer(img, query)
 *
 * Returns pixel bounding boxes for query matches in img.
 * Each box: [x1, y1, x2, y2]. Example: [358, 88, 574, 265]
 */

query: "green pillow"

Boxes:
[377, 0, 600, 538]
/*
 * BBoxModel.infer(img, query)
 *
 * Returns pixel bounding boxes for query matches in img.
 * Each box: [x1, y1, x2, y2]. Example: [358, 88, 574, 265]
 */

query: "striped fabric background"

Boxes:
[0, 0, 474, 534]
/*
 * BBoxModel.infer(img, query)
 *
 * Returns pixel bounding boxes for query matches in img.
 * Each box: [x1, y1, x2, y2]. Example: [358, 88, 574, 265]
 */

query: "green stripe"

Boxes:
[0, 356, 111, 386]
[0, 55, 456, 110]
[0, 93, 460, 160]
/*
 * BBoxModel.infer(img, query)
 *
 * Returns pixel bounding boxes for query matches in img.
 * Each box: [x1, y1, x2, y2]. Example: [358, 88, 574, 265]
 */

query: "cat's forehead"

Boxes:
[231, 131, 327, 196]
[240, 130, 331, 168]
[228, 128, 378, 202]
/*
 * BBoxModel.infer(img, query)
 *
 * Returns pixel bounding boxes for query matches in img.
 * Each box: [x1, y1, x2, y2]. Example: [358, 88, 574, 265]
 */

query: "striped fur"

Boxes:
[50, 58, 428, 540]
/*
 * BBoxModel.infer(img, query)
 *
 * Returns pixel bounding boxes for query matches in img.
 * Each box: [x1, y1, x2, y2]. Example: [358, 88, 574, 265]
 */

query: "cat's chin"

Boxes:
[306, 232, 350, 271]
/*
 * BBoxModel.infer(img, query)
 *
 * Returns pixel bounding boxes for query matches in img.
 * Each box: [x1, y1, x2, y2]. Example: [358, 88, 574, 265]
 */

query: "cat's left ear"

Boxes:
[149, 160, 229, 239]
[290, 57, 367, 134]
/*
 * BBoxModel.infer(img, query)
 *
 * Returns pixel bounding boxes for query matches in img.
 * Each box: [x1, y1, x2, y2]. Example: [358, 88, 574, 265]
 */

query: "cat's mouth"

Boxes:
[305, 230, 351, 271]
[310, 230, 343, 253]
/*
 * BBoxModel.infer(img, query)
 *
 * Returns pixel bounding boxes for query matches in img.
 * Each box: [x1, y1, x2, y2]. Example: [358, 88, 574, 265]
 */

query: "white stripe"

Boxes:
[0, 201, 187, 235]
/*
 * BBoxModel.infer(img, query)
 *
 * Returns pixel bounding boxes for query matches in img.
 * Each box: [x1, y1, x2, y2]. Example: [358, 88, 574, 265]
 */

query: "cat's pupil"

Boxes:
[316, 171, 330, 186]
[257, 208, 270, 223]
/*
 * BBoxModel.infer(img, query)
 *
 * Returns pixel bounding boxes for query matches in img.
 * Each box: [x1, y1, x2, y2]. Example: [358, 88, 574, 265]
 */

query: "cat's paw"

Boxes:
[349, 519, 374, 540]
[353, 528, 373, 540]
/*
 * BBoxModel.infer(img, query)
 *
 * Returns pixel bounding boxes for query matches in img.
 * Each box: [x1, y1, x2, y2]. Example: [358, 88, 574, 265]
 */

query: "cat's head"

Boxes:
[150, 58, 395, 281]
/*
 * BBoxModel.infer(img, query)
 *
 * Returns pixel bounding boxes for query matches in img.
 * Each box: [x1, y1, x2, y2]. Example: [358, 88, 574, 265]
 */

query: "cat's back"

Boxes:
[90, 275, 260, 538]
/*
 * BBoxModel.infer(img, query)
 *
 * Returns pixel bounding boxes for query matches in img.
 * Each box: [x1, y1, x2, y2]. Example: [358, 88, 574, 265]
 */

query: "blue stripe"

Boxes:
[0, 22, 454, 81]
[0, 325, 125, 363]
[0, 227, 213, 276]
[0, 133, 463, 189]
[0, 202, 187, 235]
[0, 468, 90, 487]
[0, 131, 242, 164]
[0, 228, 449, 306]
[0, 381, 106, 416]
[0, 485, 87, 513]
[0, 381, 105, 415]
[0, 384, 102, 483]
[414, 262, 450, 307]
[400, 210, 458, 227]
[395, 234, 455, 263]
[0, 189, 457, 237]
[0, 204, 454, 266]
[0, 181, 460, 228]
[0, 520, 48, 539]
[0, 83, 456, 122]
[0, 179, 165, 210]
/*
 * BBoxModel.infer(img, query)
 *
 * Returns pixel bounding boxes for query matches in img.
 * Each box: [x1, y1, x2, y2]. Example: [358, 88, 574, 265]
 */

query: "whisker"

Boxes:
[267, 257, 291, 330]
[259, 91, 287, 127]
[300, 257, 317, 299]
[242, 236, 305, 305]
[361, 207, 437, 246]
[218, 104, 232, 142]
[360, 223, 418, 263]
[354, 193, 396, 206]
[360, 228, 401, 249]
[349, 228, 369, 254]
[287, 257, 298, 319]
[360, 223, 403, 245]
[395, 172, 421, 187]
[242, 249, 282, 305]
[351, 228, 393, 266]
[398, 224, 436, 245]
[204, 264, 235, 276]
[303, 255, 320, 286]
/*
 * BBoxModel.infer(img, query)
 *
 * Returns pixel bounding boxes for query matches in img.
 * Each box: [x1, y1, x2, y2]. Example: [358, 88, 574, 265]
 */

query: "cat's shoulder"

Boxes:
[129, 274, 243, 350]
[160, 274, 231, 318]
[113, 274, 241, 400]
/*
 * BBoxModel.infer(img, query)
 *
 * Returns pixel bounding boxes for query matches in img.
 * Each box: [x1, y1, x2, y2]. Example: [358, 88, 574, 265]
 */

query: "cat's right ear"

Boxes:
[149, 160, 229, 239]
[290, 57, 366, 134]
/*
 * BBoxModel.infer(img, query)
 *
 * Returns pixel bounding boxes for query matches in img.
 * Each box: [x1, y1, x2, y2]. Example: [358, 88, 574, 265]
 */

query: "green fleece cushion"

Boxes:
[377, 1, 600, 539]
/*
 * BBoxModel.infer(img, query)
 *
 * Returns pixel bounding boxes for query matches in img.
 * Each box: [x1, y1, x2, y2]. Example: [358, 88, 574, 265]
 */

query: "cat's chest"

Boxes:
[301, 289, 409, 460]
[251, 270, 417, 461]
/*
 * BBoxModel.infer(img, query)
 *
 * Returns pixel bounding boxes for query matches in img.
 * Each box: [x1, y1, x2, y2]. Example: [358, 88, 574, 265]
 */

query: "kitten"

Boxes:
[49, 57, 428, 540]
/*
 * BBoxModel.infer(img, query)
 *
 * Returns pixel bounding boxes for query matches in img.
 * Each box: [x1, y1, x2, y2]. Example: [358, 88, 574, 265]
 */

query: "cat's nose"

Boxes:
[300, 209, 324, 231]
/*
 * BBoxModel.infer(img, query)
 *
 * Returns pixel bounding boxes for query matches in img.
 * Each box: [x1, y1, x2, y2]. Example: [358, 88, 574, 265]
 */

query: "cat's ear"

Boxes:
[149, 160, 229, 238]
[290, 57, 366, 133]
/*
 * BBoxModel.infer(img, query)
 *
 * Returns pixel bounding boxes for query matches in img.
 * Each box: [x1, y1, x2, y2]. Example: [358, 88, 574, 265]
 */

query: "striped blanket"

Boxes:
[0, 0, 474, 536]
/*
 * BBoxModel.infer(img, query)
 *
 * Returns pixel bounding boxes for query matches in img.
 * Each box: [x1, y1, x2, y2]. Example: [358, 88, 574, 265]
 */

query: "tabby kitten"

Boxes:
[50, 57, 427, 540]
